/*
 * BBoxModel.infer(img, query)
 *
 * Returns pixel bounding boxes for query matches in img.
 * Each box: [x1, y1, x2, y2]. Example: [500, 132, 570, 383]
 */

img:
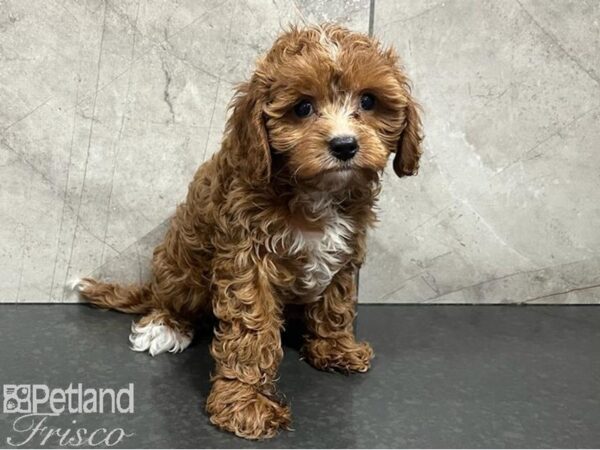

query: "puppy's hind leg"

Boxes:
[73, 277, 193, 355]
[129, 242, 208, 356]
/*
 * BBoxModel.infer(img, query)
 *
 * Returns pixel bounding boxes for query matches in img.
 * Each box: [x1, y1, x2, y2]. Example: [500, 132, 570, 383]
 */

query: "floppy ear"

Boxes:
[383, 47, 424, 178]
[393, 95, 423, 177]
[226, 77, 271, 185]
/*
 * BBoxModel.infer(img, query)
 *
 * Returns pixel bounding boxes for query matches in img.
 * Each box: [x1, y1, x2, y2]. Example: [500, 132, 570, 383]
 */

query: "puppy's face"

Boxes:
[229, 25, 422, 189]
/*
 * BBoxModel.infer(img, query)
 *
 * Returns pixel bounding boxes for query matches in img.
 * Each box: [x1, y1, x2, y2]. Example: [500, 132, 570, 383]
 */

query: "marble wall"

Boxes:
[361, 0, 600, 303]
[0, 0, 598, 303]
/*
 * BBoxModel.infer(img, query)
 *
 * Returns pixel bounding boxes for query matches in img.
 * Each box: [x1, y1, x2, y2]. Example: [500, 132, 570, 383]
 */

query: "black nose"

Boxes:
[328, 135, 358, 161]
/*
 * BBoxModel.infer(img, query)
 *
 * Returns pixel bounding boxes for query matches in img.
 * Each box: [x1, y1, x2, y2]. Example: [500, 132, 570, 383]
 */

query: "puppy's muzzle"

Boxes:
[328, 135, 358, 161]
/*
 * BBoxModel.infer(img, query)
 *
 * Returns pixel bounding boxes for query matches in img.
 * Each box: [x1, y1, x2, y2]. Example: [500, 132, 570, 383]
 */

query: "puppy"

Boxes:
[73, 24, 422, 440]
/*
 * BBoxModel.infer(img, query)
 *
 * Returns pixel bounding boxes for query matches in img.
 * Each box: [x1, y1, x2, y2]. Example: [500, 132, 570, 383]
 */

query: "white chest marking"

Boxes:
[290, 211, 354, 298]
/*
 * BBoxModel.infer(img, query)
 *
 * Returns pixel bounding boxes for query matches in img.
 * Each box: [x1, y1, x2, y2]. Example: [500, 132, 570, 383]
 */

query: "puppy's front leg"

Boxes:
[303, 266, 374, 373]
[206, 258, 290, 440]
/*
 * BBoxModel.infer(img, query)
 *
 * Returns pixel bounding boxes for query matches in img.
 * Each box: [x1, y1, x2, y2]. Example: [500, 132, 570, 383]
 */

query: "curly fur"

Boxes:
[73, 24, 422, 440]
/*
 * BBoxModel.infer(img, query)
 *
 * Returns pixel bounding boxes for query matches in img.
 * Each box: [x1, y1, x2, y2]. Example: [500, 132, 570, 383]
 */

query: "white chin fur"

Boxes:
[129, 320, 192, 356]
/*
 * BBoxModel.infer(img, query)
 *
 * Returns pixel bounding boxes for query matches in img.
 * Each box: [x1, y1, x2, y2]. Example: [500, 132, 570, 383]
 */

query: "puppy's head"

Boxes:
[227, 24, 423, 189]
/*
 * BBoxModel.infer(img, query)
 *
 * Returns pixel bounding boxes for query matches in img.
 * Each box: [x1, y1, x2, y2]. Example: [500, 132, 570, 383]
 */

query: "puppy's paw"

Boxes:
[206, 379, 291, 440]
[303, 338, 373, 373]
[129, 319, 192, 356]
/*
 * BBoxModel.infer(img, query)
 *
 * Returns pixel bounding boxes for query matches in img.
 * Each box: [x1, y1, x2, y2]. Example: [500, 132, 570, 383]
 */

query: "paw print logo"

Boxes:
[3, 385, 31, 414]
[5, 399, 17, 411]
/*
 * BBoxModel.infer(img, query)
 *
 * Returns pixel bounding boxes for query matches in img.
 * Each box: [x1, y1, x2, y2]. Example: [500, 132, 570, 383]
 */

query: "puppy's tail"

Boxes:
[70, 278, 152, 314]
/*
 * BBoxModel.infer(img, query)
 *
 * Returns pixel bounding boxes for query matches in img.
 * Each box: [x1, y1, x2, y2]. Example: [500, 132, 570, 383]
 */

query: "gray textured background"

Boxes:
[1, 0, 598, 304]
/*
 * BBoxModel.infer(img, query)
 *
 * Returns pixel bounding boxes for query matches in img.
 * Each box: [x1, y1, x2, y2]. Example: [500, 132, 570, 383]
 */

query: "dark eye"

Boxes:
[294, 100, 313, 118]
[360, 93, 376, 111]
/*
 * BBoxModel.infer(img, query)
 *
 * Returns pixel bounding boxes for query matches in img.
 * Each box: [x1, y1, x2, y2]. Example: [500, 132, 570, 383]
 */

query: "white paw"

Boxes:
[129, 320, 192, 356]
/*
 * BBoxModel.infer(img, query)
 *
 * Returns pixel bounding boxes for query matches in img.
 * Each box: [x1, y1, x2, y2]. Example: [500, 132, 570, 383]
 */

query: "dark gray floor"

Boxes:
[0, 305, 599, 448]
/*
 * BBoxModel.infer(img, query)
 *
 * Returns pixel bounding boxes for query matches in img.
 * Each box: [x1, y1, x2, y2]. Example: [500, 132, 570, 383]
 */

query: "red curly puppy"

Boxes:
[73, 24, 422, 439]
